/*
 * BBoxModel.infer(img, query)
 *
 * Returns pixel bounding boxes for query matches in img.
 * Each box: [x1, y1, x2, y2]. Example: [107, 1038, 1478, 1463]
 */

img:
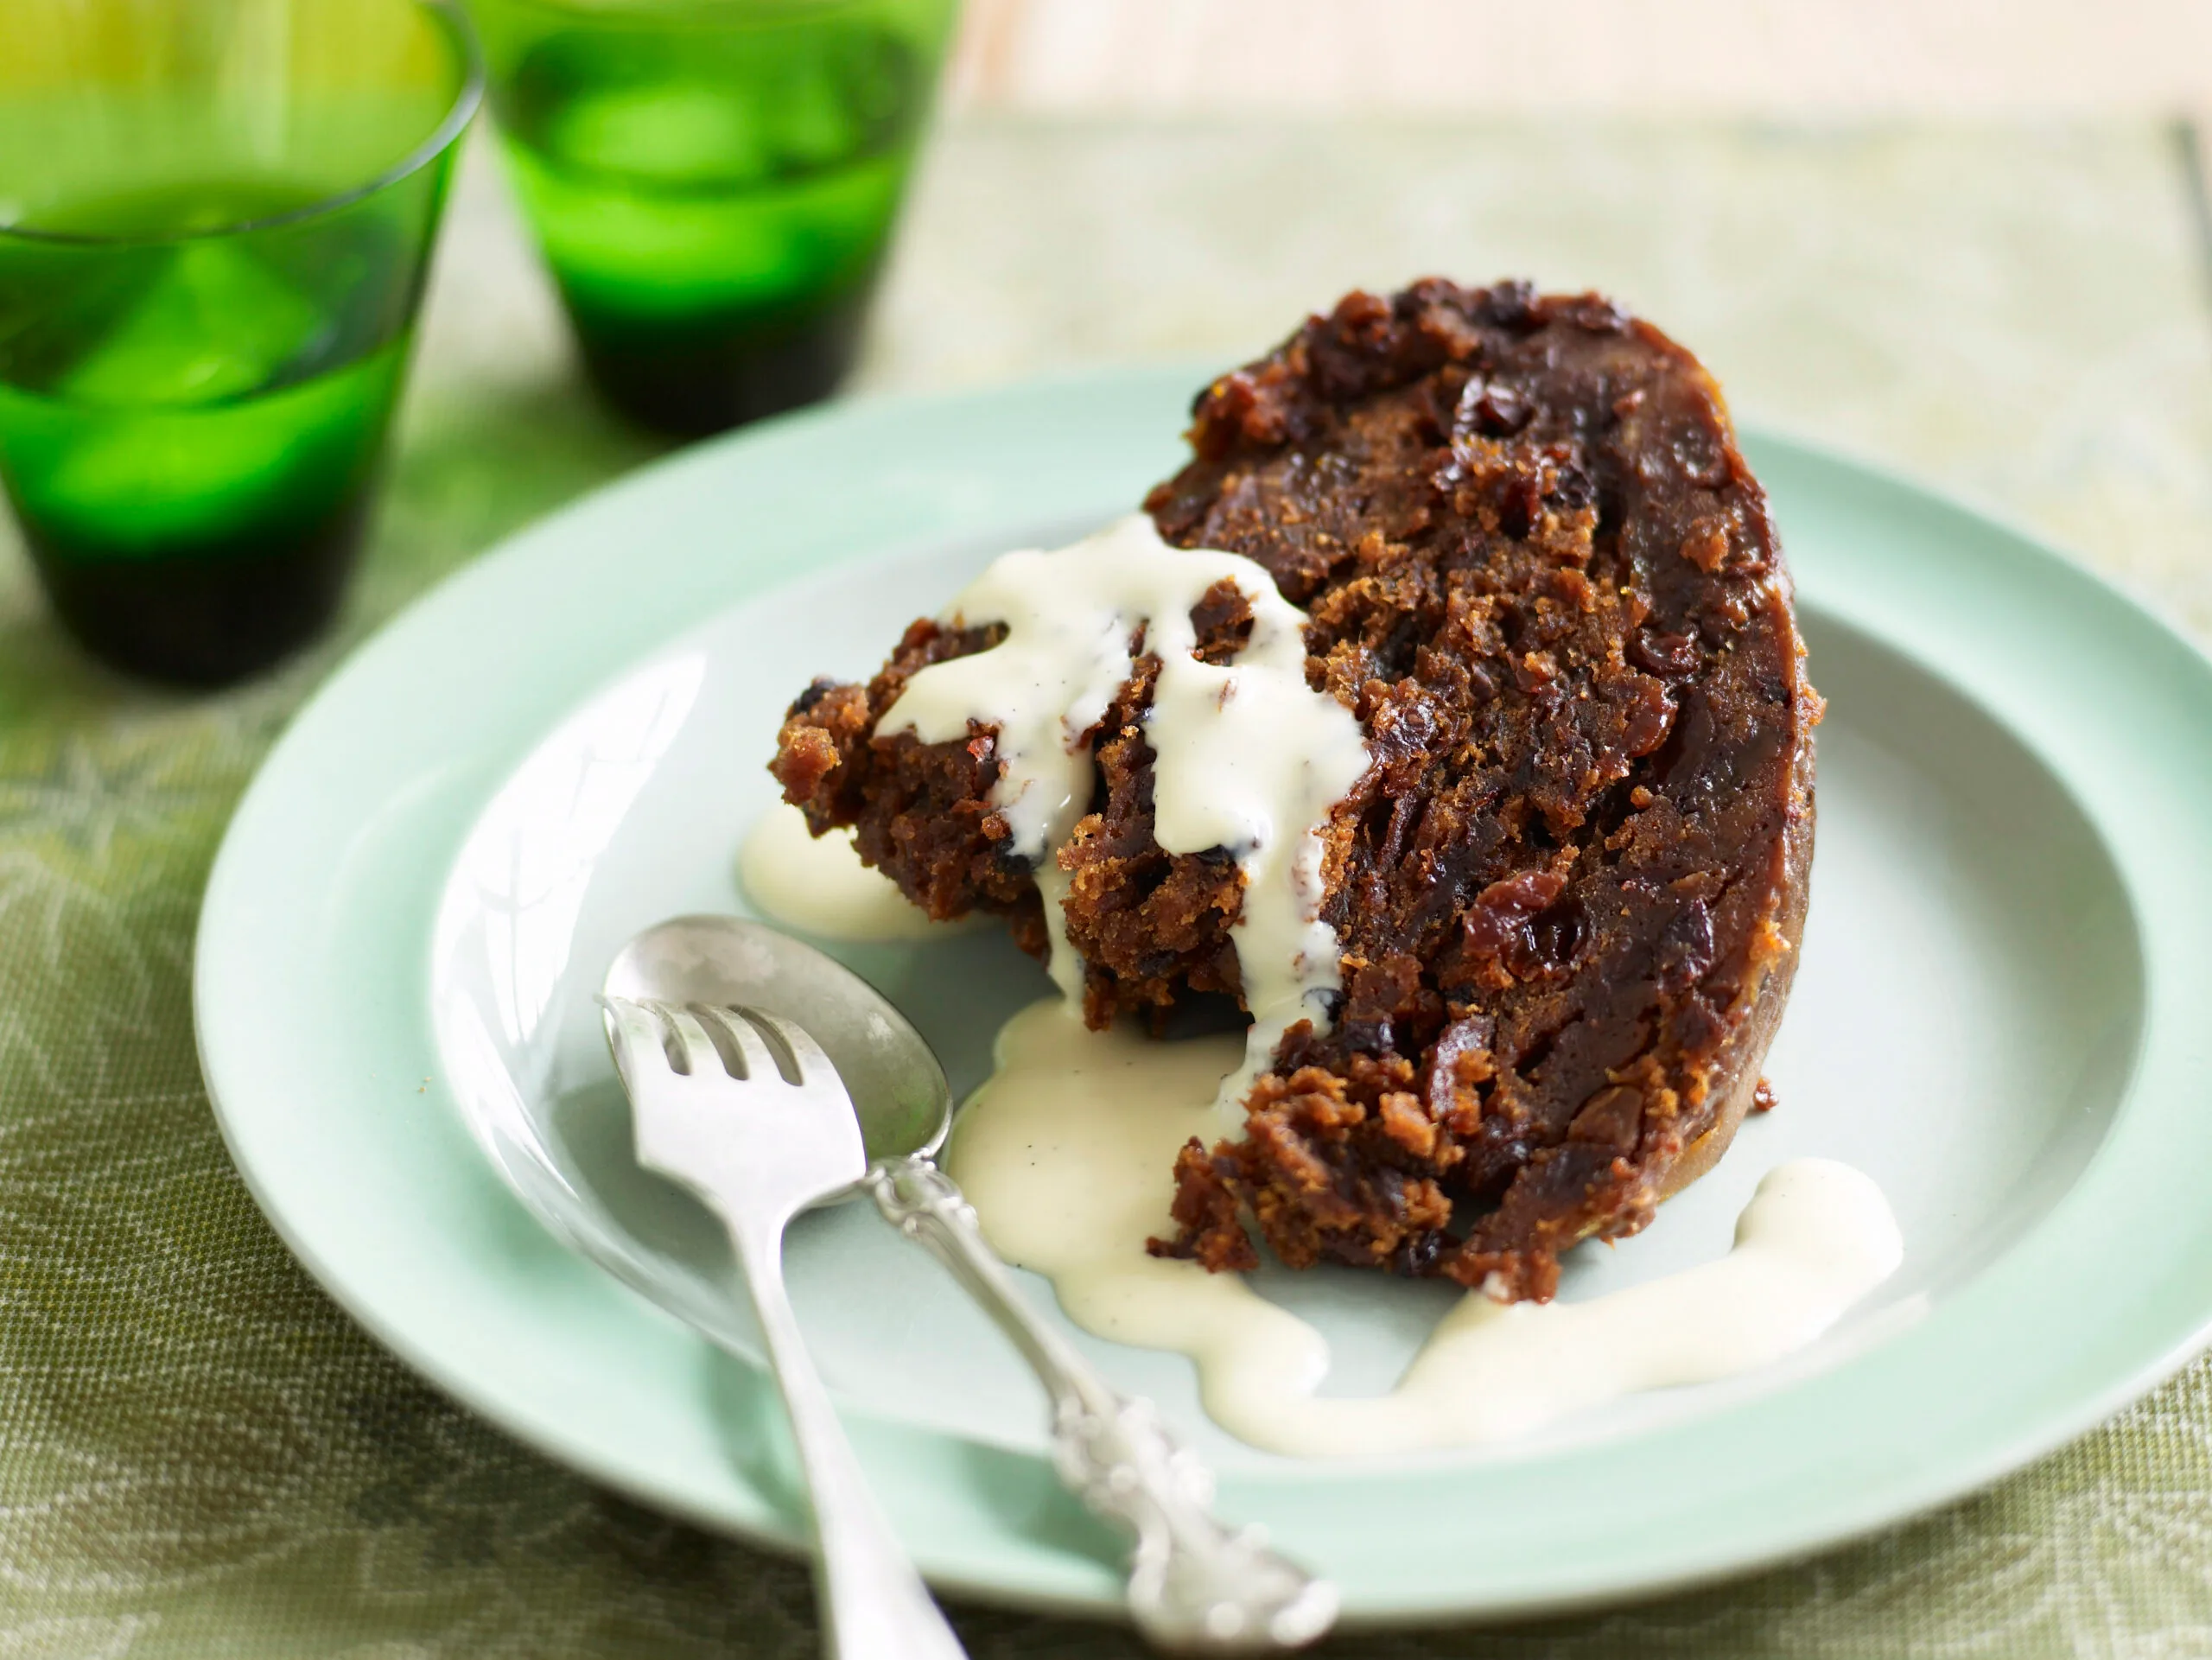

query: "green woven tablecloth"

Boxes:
[4, 118, 2211, 1657]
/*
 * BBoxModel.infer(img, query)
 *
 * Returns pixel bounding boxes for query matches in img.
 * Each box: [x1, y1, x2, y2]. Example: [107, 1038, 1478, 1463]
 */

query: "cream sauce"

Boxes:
[945, 1000, 1904, 1459]
[874, 514, 1371, 1110]
[740, 801, 985, 943]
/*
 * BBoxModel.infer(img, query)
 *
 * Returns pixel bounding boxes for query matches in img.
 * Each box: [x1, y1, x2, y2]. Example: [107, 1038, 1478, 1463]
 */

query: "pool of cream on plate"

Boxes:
[743, 517, 1901, 1460]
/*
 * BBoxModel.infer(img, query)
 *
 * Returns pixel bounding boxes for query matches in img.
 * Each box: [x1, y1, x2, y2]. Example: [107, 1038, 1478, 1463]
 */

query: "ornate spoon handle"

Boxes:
[863, 1155, 1338, 1655]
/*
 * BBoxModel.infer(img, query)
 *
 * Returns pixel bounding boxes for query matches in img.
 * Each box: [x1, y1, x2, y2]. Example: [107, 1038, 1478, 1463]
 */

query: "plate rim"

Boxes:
[194, 366, 2212, 1624]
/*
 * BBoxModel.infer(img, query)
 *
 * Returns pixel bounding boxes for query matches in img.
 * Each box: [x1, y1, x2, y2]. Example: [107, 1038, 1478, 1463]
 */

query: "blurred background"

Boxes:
[944, 0, 2212, 114]
[11, 0, 2212, 677]
[395, 0, 2212, 652]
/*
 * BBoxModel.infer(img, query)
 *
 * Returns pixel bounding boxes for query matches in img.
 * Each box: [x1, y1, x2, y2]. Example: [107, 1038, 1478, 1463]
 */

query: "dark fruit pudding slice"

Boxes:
[773, 279, 1817, 1301]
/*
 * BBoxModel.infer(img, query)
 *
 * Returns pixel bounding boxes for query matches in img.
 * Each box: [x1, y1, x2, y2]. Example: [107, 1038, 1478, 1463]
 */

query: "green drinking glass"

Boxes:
[467, 0, 957, 436]
[0, 0, 481, 686]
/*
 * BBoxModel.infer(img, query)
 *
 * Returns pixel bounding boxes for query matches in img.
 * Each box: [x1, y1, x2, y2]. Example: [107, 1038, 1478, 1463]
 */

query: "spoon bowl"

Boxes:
[438, 914, 960, 1363]
[604, 913, 955, 1179]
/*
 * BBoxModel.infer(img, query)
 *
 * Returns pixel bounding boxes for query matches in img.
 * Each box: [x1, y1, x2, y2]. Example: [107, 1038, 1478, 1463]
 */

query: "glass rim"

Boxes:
[477, 0, 889, 22]
[0, 0, 486, 251]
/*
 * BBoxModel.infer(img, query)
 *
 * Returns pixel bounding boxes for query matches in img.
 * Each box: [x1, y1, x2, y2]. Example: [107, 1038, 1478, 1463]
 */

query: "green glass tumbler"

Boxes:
[0, 0, 481, 686]
[467, 0, 957, 436]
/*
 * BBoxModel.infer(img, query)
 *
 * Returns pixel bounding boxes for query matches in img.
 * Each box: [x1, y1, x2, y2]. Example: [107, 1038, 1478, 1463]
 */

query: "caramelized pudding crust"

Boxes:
[772, 279, 1817, 1301]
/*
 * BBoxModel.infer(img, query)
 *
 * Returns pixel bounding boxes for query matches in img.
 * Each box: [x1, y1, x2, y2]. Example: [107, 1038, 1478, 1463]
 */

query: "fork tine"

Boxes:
[648, 1001, 723, 1078]
[736, 1008, 838, 1089]
[692, 1003, 780, 1083]
[601, 996, 669, 1089]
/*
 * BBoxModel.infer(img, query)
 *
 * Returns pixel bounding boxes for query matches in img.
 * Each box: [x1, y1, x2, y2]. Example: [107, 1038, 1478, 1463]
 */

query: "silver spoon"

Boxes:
[605, 914, 1338, 1655]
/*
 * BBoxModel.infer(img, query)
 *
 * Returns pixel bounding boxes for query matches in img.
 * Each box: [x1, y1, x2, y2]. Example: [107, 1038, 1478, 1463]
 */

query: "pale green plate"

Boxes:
[196, 366, 2212, 1625]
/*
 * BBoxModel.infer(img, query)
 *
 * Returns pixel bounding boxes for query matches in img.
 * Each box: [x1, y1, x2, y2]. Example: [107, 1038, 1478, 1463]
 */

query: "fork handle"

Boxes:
[727, 1218, 970, 1660]
[864, 1156, 1338, 1656]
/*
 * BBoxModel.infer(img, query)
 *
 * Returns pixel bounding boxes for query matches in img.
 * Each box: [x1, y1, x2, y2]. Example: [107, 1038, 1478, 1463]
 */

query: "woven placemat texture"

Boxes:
[2, 118, 2209, 1658]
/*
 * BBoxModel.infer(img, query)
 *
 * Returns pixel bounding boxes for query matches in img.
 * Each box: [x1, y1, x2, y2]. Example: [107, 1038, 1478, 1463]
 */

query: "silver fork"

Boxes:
[602, 995, 968, 1660]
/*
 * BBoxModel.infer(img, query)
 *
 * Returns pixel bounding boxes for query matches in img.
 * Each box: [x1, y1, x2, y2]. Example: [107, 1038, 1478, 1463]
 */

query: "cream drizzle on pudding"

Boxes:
[874, 514, 1372, 1112]
[749, 516, 1899, 1457]
[944, 1000, 1904, 1459]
